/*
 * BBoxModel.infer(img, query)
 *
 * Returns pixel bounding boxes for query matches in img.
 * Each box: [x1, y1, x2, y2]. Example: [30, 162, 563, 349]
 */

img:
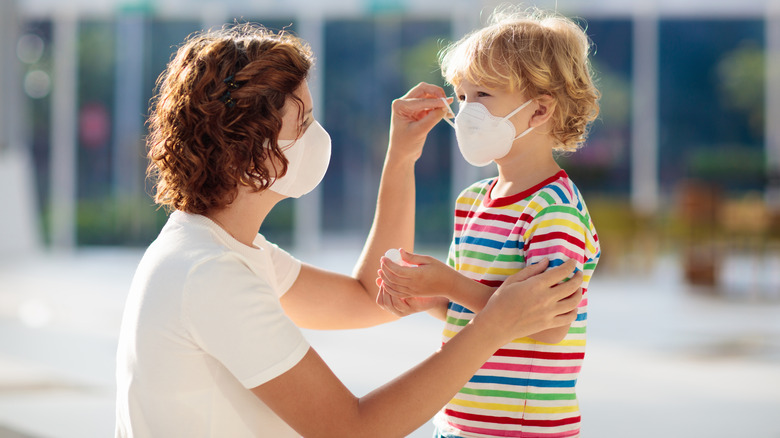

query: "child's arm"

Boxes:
[378, 251, 553, 316]
[520, 202, 596, 344]
[379, 249, 578, 344]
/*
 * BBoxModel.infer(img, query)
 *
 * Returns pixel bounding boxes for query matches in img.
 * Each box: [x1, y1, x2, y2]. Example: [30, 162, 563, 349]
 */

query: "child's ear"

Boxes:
[529, 94, 556, 127]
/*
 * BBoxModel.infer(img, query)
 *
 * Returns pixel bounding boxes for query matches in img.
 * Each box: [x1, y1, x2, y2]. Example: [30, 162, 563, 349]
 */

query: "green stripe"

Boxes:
[568, 326, 586, 334]
[460, 249, 497, 263]
[539, 205, 591, 227]
[495, 253, 524, 263]
[446, 316, 470, 327]
[465, 185, 488, 196]
[538, 191, 556, 204]
[459, 387, 577, 400]
[458, 251, 525, 265]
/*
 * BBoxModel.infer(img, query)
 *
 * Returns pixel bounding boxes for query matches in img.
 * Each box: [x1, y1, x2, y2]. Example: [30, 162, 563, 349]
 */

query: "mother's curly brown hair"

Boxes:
[147, 23, 313, 214]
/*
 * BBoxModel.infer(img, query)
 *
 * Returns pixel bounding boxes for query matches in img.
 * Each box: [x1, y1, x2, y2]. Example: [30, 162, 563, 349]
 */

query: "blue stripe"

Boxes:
[469, 375, 577, 388]
[448, 301, 474, 314]
[461, 235, 504, 250]
[502, 238, 522, 250]
[571, 183, 584, 210]
[548, 258, 565, 268]
[548, 184, 570, 204]
[576, 312, 587, 321]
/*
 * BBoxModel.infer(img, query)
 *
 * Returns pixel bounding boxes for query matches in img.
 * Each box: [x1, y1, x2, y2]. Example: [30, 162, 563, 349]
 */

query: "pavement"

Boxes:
[0, 244, 779, 438]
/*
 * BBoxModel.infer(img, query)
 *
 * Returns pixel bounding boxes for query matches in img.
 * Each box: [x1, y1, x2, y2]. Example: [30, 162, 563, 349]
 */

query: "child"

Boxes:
[377, 7, 601, 438]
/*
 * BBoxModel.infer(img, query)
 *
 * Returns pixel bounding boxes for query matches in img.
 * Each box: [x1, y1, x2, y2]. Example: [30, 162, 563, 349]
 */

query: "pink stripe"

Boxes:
[482, 362, 582, 374]
[456, 423, 580, 438]
[455, 223, 511, 235]
[526, 247, 584, 263]
[578, 298, 588, 307]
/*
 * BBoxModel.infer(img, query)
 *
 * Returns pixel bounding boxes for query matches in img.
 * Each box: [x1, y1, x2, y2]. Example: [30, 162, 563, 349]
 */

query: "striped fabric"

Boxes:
[434, 170, 600, 438]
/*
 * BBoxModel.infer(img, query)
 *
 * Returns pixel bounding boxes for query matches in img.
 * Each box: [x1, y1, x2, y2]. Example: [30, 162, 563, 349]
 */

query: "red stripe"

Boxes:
[527, 232, 585, 250]
[479, 279, 503, 288]
[456, 209, 520, 225]
[493, 349, 585, 361]
[519, 416, 581, 428]
[444, 409, 581, 427]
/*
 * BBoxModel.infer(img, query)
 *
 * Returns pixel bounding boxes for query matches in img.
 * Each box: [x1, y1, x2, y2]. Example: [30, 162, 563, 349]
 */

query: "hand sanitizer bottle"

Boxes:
[384, 248, 415, 267]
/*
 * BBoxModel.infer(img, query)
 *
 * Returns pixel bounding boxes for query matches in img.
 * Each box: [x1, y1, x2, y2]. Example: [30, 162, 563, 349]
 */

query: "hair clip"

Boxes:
[223, 74, 242, 90]
[219, 74, 245, 108]
[220, 90, 235, 108]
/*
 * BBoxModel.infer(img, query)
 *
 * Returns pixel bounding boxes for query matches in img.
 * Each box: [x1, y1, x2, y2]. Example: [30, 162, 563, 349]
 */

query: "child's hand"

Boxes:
[378, 249, 461, 300]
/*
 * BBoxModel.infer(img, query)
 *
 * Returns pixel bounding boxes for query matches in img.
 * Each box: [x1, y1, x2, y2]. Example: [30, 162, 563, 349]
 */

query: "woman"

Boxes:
[115, 24, 583, 437]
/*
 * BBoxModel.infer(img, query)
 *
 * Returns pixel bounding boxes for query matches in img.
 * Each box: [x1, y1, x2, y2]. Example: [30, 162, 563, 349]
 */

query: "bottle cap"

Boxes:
[384, 248, 402, 264]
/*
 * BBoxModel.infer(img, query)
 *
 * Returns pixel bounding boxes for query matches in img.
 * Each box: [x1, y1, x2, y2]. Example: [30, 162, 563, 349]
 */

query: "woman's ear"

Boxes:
[529, 94, 556, 127]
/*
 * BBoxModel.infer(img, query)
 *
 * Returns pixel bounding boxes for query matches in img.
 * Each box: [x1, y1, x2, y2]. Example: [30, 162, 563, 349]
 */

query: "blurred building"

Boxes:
[0, 0, 777, 263]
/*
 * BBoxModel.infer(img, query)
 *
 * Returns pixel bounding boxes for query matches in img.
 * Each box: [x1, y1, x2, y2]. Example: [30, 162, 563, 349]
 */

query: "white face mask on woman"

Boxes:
[270, 120, 332, 198]
[442, 98, 534, 167]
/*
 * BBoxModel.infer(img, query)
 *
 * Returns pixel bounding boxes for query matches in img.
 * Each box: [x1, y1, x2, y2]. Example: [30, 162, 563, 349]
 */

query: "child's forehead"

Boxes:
[451, 74, 516, 93]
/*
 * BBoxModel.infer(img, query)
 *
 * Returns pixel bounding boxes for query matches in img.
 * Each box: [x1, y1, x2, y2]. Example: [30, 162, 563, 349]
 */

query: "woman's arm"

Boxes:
[255, 261, 583, 438]
[281, 83, 452, 329]
[351, 83, 452, 304]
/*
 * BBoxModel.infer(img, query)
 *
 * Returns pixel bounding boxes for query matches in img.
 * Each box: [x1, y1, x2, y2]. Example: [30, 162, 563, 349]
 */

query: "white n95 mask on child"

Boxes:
[442, 98, 534, 167]
[270, 120, 331, 198]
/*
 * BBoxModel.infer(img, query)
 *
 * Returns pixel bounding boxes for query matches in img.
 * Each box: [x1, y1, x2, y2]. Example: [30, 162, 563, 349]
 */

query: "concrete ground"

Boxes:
[0, 245, 778, 437]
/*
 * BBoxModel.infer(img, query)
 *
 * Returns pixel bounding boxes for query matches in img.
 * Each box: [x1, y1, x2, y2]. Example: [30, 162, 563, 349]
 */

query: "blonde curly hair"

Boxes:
[440, 7, 600, 151]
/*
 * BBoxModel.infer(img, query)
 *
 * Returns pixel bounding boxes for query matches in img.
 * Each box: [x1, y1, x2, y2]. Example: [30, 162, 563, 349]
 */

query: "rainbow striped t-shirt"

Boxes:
[434, 170, 600, 438]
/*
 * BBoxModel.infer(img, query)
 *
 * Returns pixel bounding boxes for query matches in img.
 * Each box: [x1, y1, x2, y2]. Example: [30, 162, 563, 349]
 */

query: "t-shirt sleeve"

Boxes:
[183, 254, 309, 389]
[523, 202, 599, 285]
[266, 241, 302, 297]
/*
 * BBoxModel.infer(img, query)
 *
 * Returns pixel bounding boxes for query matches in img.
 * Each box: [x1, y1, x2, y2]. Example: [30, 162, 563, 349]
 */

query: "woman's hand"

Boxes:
[375, 281, 449, 318]
[475, 259, 584, 345]
[388, 82, 452, 162]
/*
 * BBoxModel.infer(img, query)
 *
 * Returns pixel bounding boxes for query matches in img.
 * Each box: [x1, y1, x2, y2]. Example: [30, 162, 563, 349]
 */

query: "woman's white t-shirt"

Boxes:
[115, 211, 308, 437]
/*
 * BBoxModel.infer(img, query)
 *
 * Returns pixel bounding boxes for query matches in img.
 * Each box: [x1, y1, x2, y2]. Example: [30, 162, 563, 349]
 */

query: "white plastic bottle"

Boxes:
[384, 248, 415, 267]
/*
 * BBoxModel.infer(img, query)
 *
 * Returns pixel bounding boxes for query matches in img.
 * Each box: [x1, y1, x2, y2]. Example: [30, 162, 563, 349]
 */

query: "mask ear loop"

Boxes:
[440, 97, 456, 128]
[504, 98, 535, 140]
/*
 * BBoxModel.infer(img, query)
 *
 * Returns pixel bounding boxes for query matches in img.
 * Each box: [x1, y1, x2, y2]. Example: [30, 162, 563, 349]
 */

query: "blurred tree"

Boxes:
[399, 36, 447, 91]
[717, 41, 765, 138]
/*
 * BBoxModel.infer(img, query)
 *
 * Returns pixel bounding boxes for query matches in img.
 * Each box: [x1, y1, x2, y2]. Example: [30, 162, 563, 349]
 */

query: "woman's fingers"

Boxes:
[392, 97, 450, 123]
[535, 259, 579, 288]
[552, 271, 584, 302]
[503, 258, 549, 284]
[400, 82, 449, 99]
[377, 288, 411, 316]
[554, 287, 583, 324]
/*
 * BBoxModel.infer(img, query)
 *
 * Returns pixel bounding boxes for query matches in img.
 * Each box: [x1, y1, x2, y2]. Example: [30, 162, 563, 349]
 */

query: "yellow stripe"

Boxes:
[456, 195, 478, 206]
[450, 398, 579, 414]
[510, 338, 587, 347]
[526, 200, 545, 213]
[444, 330, 586, 347]
[486, 267, 519, 276]
[459, 263, 489, 275]
[523, 218, 598, 254]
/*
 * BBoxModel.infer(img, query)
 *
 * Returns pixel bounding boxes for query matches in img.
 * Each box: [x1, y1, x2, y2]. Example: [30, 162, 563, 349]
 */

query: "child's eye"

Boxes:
[477, 91, 491, 97]
[457, 95, 466, 102]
